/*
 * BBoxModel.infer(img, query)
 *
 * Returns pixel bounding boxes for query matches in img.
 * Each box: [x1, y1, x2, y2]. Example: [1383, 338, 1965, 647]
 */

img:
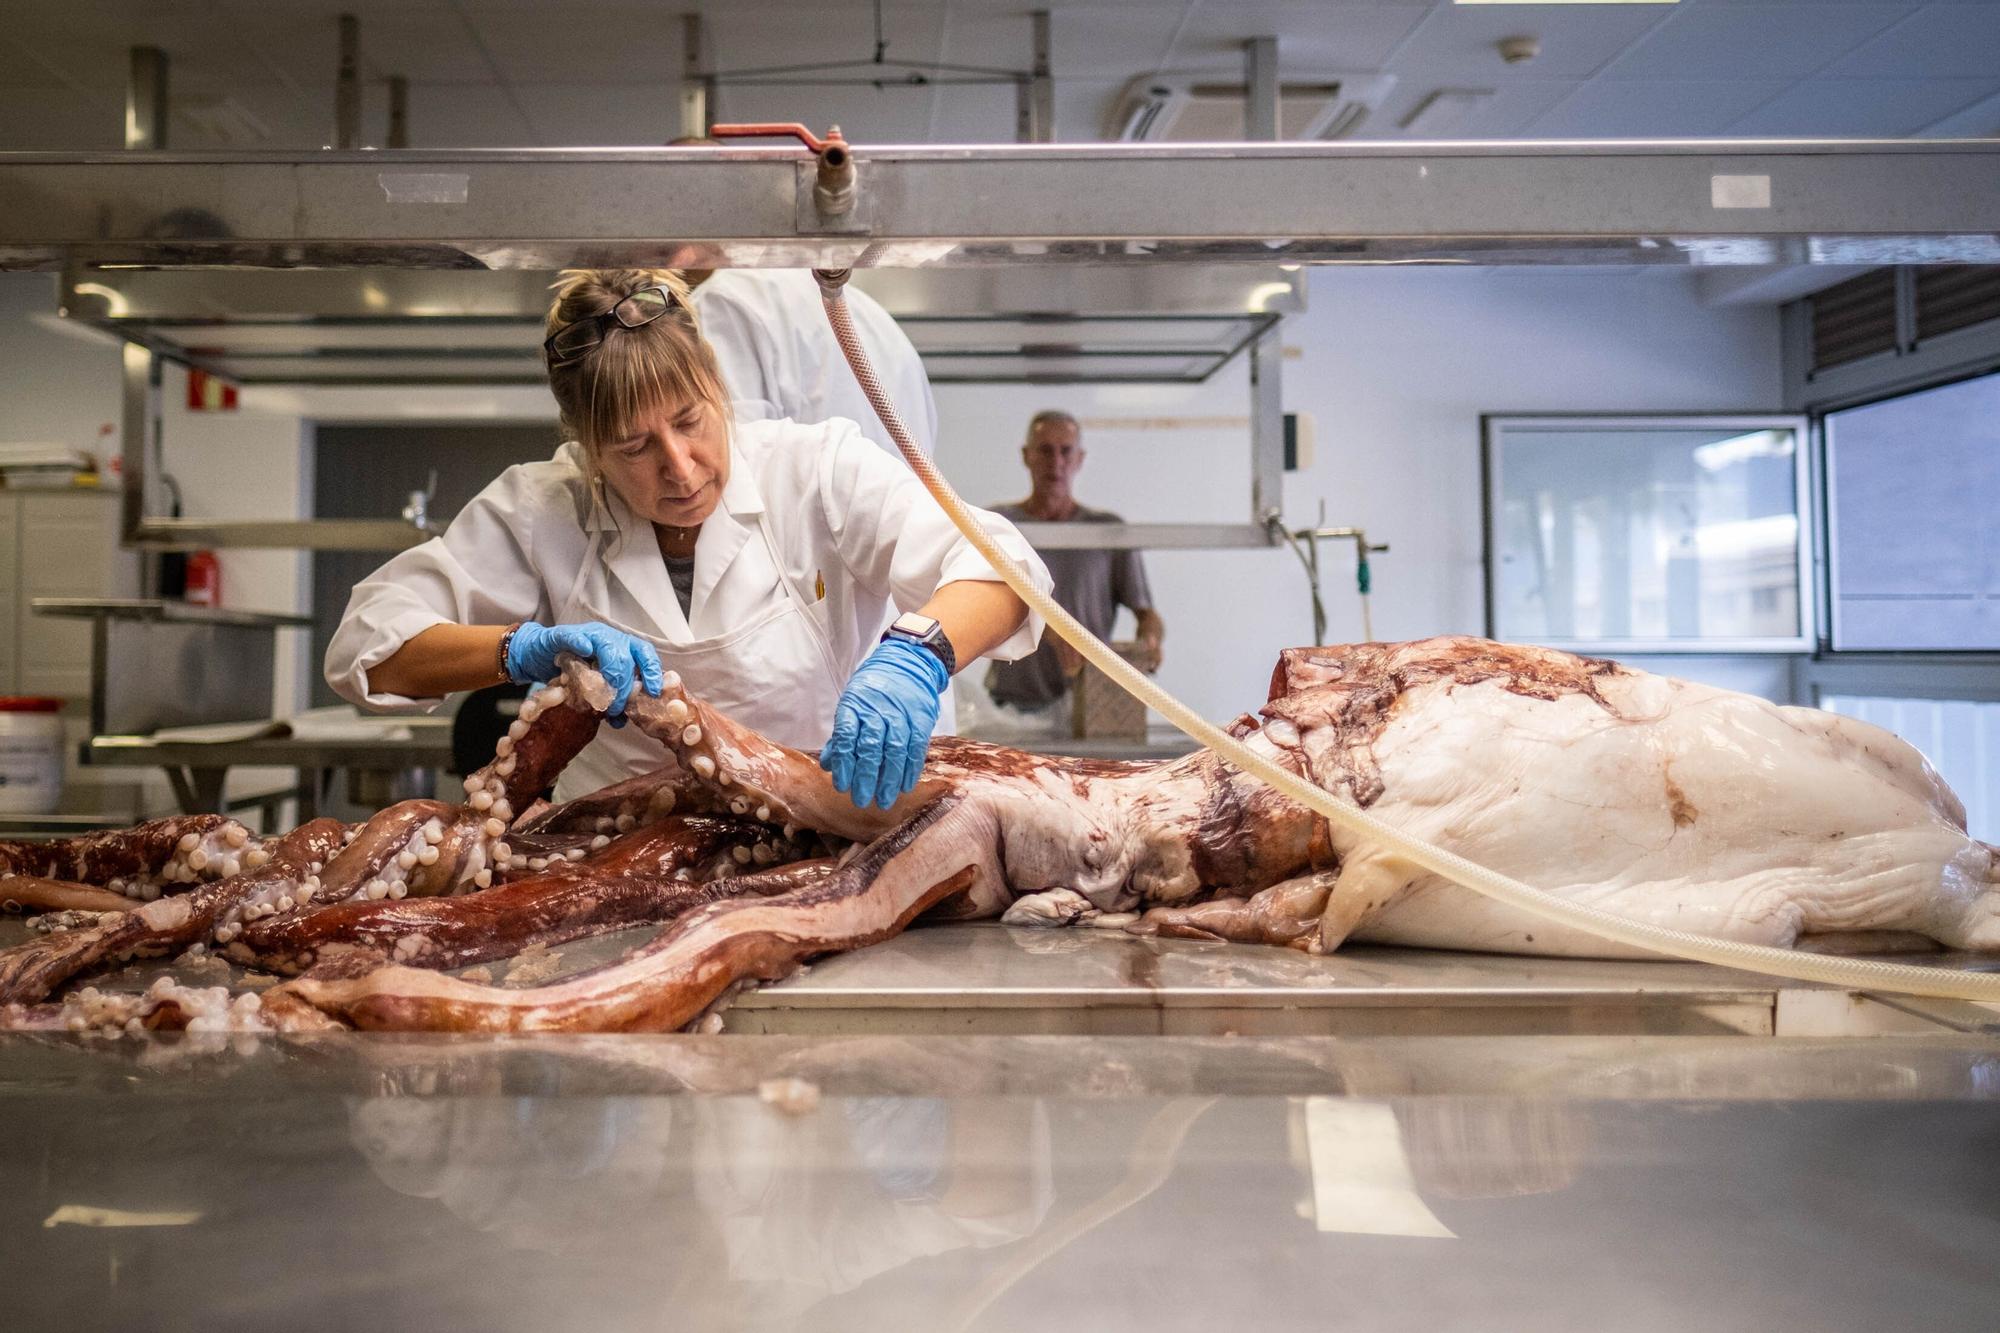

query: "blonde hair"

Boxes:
[544, 268, 730, 454]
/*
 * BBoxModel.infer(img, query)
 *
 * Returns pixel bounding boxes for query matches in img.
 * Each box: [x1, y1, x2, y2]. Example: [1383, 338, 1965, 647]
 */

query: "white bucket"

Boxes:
[0, 698, 65, 815]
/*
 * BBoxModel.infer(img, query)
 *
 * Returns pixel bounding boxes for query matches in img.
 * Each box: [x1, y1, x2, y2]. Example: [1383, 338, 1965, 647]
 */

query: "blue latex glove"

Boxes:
[505, 621, 663, 721]
[819, 638, 949, 810]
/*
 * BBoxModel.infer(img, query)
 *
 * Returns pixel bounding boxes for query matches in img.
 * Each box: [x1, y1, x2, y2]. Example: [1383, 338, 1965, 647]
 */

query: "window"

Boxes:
[1826, 370, 2000, 651]
[1484, 416, 1809, 652]
[1819, 695, 1998, 841]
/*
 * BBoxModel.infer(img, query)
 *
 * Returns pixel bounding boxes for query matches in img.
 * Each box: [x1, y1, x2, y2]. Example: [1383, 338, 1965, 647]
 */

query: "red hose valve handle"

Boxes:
[707, 122, 856, 216]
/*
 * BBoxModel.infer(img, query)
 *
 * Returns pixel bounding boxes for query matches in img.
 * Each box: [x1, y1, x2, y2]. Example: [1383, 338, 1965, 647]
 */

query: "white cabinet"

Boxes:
[0, 490, 140, 697]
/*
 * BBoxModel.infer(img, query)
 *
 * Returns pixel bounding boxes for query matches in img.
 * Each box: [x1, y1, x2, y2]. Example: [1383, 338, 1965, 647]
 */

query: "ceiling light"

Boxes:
[1245, 281, 1294, 313]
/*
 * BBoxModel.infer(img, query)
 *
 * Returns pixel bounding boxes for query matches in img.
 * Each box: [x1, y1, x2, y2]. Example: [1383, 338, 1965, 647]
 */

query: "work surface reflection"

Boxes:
[3, 1033, 1999, 1332]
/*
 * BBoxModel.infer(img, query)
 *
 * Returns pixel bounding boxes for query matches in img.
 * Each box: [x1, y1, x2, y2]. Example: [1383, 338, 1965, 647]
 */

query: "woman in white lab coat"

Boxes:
[326, 269, 1049, 808]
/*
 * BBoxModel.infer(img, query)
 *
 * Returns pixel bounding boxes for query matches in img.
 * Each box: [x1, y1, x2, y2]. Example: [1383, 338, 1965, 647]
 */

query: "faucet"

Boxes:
[1264, 503, 1390, 644]
[401, 470, 442, 535]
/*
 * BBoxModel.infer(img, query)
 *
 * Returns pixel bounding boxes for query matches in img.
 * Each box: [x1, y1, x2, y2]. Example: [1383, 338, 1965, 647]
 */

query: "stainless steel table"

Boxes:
[3, 1027, 1998, 1331]
[962, 725, 1200, 763]
[13, 913, 1994, 1042]
[5, 917, 2000, 1327]
[84, 727, 455, 817]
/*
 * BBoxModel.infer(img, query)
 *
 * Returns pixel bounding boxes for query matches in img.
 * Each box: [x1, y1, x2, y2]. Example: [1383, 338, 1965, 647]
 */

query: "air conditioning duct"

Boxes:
[1113, 72, 1396, 142]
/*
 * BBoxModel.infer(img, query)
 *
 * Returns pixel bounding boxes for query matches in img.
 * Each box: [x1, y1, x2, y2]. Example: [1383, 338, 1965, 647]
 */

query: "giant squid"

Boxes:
[0, 637, 1992, 1034]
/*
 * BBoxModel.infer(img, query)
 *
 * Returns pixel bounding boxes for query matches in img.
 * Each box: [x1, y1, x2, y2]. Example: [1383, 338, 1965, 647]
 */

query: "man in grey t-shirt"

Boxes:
[985, 411, 1166, 710]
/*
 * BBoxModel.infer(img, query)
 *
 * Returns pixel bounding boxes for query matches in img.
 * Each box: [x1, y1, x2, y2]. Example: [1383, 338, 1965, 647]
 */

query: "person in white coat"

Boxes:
[685, 265, 964, 737]
[325, 268, 1050, 808]
[689, 267, 938, 459]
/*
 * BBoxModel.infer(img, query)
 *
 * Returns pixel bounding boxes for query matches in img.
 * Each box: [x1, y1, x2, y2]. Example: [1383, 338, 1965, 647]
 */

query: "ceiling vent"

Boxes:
[1808, 269, 1898, 373]
[1914, 266, 2000, 343]
[1113, 72, 1397, 142]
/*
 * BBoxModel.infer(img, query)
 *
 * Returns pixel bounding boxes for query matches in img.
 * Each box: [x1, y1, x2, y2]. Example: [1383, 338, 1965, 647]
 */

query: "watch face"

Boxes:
[894, 612, 940, 637]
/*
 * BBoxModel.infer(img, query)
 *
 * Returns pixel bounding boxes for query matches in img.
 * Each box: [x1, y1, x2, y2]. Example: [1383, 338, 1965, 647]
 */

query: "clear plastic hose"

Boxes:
[817, 273, 2000, 1003]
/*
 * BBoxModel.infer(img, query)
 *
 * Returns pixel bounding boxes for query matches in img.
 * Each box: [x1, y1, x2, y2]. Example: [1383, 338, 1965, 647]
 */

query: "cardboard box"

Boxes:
[1070, 641, 1150, 740]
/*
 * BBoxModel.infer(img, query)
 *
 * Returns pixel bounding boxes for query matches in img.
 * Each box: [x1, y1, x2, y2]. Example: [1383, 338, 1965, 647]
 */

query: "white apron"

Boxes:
[551, 500, 847, 802]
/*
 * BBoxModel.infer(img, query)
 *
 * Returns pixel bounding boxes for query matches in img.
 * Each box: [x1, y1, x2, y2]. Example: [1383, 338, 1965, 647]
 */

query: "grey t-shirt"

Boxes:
[665, 554, 696, 619]
[984, 503, 1153, 709]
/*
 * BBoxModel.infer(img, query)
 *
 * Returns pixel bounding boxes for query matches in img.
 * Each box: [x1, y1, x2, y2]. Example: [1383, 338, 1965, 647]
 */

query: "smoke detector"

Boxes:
[1113, 71, 1398, 141]
[1497, 36, 1541, 65]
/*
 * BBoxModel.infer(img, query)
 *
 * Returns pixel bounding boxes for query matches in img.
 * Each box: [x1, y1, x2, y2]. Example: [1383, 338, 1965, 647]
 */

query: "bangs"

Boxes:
[570, 316, 726, 450]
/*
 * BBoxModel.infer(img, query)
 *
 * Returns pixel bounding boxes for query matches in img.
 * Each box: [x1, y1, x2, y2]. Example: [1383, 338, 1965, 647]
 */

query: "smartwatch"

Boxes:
[882, 612, 956, 677]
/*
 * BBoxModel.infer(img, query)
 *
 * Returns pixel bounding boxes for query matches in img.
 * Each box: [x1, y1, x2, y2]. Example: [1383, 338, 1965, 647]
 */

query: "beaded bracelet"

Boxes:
[496, 622, 524, 683]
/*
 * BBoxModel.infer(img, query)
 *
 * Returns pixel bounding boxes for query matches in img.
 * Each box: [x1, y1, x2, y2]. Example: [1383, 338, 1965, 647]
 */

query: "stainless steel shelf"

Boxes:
[114, 519, 428, 553]
[7, 139, 2000, 271]
[86, 727, 453, 772]
[30, 596, 313, 628]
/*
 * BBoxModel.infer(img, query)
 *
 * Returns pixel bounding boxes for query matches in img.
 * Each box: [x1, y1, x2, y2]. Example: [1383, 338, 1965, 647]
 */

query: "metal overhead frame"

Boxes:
[8, 140, 1999, 271]
[61, 263, 1295, 389]
[68, 261, 1299, 552]
[7, 137, 1999, 554]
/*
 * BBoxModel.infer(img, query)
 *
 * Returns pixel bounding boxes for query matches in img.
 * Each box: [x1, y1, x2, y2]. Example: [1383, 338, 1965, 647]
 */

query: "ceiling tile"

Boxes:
[6, 25, 155, 94]
[1917, 84, 2000, 135]
[1725, 76, 2000, 136]
[1526, 79, 1795, 137]
[0, 89, 126, 150]
[1167, 3, 1433, 72]
[1375, 78, 1583, 139]
[928, 7, 1164, 81]
[191, 0, 496, 94]
[4, 0, 1998, 153]
[170, 84, 320, 148]
[1821, 0, 2000, 78]
[470, 11, 678, 85]
[516, 83, 679, 147]
[701, 0, 950, 74]
[1385, 1, 1678, 82]
[401, 81, 539, 145]
[921, 82, 1043, 144]
[1596, 4, 1914, 81]
[0, 36, 90, 92]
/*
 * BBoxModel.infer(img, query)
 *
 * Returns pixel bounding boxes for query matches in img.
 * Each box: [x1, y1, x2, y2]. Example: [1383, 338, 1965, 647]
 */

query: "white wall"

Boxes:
[932, 266, 1784, 722]
[154, 365, 314, 714]
[0, 275, 122, 453]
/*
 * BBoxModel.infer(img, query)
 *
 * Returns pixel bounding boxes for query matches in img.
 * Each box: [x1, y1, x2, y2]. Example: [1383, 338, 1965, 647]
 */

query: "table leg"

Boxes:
[163, 767, 198, 814]
[161, 766, 230, 815]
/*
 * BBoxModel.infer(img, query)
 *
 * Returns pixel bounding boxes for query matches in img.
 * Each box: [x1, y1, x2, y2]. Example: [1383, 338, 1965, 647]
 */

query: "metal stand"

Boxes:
[1267, 503, 1389, 644]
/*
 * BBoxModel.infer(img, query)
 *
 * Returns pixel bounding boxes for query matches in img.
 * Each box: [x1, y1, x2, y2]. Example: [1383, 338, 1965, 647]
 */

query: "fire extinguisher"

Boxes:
[184, 550, 222, 607]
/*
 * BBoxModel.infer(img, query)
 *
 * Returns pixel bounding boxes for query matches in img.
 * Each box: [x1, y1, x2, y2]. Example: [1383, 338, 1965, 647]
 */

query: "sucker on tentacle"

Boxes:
[0, 815, 258, 903]
[511, 765, 681, 837]
[232, 816, 778, 974]
[269, 793, 979, 1033]
[0, 819, 347, 1008]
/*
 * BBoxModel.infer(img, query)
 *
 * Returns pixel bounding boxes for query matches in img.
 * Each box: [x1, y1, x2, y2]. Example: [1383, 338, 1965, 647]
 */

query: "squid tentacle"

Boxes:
[271, 793, 985, 1033]
[231, 815, 778, 974]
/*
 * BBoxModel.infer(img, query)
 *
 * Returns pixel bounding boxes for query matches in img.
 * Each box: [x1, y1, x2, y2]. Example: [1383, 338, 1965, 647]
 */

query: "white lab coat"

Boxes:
[693, 270, 938, 459]
[692, 267, 959, 729]
[325, 416, 1049, 799]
